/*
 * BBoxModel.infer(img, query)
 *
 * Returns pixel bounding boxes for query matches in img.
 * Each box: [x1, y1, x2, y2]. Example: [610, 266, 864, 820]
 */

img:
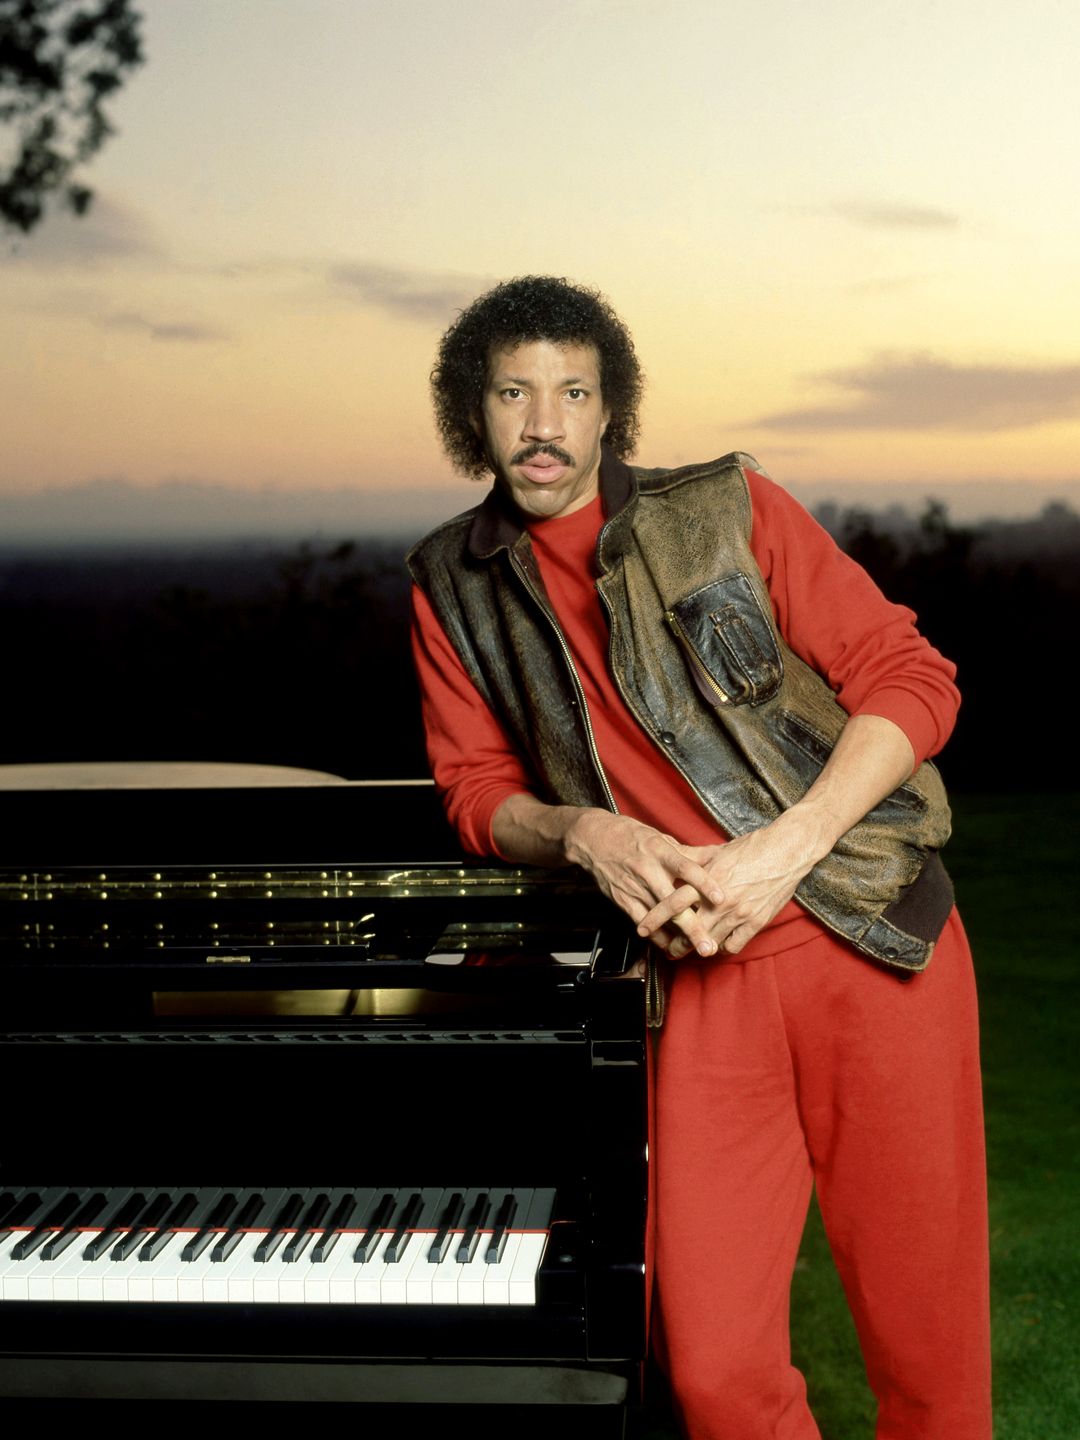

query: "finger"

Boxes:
[636, 883, 704, 937]
[665, 905, 718, 958]
[671, 853, 726, 907]
[642, 837, 725, 907]
[612, 956, 647, 979]
[721, 919, 761, 955]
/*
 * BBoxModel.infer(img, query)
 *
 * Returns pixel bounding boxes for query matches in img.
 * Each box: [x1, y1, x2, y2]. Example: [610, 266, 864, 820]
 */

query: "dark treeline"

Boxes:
[2, 499, 1078, 790]
[2, 539, 425, 780]
[814, 499, 1079, 790]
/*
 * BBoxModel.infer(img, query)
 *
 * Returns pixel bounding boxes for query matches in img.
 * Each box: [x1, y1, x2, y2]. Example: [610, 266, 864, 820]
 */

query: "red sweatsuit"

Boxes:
[411, 471, 991, 1439]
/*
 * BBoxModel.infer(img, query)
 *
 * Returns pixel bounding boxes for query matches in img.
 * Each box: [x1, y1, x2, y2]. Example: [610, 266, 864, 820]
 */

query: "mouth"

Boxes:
[512, 445, 574, 485]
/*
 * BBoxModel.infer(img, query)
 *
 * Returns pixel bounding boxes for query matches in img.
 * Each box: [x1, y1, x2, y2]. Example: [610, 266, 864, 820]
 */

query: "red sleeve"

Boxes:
[745, 467, 960, 764]
[410, 583, 536, 855]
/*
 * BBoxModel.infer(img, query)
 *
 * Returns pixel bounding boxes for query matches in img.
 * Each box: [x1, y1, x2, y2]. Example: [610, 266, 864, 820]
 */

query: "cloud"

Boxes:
[769, 198, 960, 231]
[2, 194, 164, 266]
[101, 312, 230, 343]
[751, 354, 1080, 432]
[330, 262, 484, 324]
[828, 201, 959, 230]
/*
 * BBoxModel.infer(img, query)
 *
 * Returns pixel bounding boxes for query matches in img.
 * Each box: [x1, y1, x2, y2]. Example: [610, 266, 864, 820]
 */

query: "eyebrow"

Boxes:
[492, 374, 592, 387]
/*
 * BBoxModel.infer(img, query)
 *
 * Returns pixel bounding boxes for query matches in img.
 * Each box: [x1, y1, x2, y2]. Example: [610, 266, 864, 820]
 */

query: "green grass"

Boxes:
[642, 793, 1080, 1438]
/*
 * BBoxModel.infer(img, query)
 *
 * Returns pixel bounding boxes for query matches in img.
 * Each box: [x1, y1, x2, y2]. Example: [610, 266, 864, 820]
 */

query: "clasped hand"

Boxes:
[565, 808, 822, 960]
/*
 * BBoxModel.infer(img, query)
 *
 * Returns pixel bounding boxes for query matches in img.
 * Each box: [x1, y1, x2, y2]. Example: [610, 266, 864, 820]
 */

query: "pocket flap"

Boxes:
[667, 572, 783, 706]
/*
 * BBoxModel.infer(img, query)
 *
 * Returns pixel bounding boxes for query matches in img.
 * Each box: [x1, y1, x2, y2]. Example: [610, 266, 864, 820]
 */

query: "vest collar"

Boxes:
[467, 445, 638, 562]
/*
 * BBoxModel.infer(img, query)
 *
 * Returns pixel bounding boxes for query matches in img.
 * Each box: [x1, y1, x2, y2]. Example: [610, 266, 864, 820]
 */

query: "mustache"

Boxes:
[510, 442, 575, 467]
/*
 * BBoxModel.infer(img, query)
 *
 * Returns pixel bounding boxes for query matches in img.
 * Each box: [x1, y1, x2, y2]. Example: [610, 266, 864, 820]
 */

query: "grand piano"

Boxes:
[0, 768, 648, 1433]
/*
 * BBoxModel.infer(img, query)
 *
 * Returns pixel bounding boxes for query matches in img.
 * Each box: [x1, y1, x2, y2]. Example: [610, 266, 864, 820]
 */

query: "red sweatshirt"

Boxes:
[411, 469, 960, 954]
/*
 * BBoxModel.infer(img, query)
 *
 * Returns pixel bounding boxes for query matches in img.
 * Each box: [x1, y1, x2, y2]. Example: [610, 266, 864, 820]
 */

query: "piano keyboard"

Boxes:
[0, 1185, 554, 1306]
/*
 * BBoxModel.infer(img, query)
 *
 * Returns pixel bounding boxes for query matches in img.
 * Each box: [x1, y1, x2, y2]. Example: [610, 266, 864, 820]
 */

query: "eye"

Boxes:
[500, 387, 524, 400]
[566, 388, 586, 400]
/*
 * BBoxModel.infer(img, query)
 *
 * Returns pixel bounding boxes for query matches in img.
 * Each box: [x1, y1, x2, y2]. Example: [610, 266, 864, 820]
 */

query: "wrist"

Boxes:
[561, 806, 609, 870]
[773, 799, 838, 868]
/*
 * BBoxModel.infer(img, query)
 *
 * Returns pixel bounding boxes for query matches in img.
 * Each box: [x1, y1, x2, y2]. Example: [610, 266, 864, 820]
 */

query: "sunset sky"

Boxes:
[4, 0, 1080, 528]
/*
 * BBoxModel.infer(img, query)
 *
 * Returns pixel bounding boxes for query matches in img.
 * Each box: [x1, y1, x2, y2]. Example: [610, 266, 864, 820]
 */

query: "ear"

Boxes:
[469, 411, 483, 438]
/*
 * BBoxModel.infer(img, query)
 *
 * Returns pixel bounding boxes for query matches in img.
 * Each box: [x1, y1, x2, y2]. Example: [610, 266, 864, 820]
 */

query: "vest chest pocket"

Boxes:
[665, 572, 784, 707]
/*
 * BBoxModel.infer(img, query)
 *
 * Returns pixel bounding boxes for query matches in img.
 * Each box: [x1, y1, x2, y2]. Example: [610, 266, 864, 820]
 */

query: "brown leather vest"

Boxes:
[408, 449, 955, 972]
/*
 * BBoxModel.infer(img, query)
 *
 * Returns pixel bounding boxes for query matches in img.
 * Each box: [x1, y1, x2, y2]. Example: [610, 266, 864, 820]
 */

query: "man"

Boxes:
[408, 276, 990, 1439]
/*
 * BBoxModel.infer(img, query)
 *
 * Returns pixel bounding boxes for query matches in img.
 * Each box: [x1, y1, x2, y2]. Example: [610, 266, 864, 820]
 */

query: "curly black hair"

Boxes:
[431, 275, 644, 478]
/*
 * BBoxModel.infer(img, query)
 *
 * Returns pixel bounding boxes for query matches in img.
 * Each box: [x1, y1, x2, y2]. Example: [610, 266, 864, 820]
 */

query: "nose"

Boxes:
[523, 392, 564, 442]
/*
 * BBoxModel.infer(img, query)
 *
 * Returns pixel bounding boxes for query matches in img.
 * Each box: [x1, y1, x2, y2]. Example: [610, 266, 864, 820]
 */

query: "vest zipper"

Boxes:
[509, 551, 619, 814]
[663, 610, 732, 704]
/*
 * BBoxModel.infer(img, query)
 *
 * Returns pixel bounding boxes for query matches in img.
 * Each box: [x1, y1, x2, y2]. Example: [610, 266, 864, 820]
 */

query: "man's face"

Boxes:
[475, 339, 610, 521]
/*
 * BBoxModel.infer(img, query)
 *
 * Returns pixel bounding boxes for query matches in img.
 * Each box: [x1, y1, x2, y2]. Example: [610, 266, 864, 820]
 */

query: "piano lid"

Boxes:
[0, 769, 458, 868]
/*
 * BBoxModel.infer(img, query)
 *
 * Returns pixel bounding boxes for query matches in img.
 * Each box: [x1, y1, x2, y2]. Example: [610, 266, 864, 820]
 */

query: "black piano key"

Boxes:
[1, 1190, 42, 1244]
[111, 1190, 172, 1260]
[181, 1192, 238, 1262]
[455, 1191, 491, 1264]
[83, 1191, 149, 1260]
[485, 1192, 518, 1264]
[11, 1191, 80, 1260]
[427, 1191, 465, 1263]
[353, 1192, 396, 1263]
[139, 1191, 198, 1260]
[311, 1192, 356, 1263]
[253, 1191, 303, 1262]
[211, 1192, 264, 1262]
[283, 1192, 329, 1262]
[0, 1192, 19, 1230]
[41, 1191, 108, 1261]
[384, 1191, 423, 1263]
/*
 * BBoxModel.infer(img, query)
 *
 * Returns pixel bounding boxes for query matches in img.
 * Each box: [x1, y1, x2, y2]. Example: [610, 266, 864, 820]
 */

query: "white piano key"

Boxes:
[301, 1248, 334, 1305]
[380, 1229, 429, 1305]
[176, 1237, 225, 1303]
[227, 1232, 268, 1304]
[302, 1193, 366, 1305]
[380, 1187, 446, 1304]
[50, 1228, 105, 1301]
[431, 1234, 467, 1304]
[25, 1241, 77, 1301]
[483, 1230, 522, 1305]
[172, 1189, 247, 1304]
[128, 1226, 192, 1307]
[147, 1231, 189, 1303]
[11, 1189, 90, 1299]
[75, 1242, 117, 1302]
[224, 1187, 288, 1303]
[405, 1232, 451, 1304]
[101, 1232, 153, 1303]
[96, 1187, 182, 1301]
[253, 1244, 299, 1304]
[1, 1230, 38, 1300]
[204, 1230, 261, 1303]
[508, 1232, 547, 1305]
[325, 1226, 380, 1307]
[1, 1189, 64, 1296]
[353, 1230, 394, 1304]
[457, 1231, 494, 1305]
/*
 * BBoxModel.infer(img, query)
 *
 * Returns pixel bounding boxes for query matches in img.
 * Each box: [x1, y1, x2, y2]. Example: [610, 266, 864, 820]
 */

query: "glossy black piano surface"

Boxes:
[0, 781, 648, 1424]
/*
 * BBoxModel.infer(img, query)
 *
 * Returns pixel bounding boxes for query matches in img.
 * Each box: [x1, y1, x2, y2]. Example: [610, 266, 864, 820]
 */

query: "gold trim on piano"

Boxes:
[0, 865, 585, 902]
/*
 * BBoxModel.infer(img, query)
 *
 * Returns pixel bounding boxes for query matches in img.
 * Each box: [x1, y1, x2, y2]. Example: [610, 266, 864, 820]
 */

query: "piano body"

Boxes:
[0, 776, 648, 1430]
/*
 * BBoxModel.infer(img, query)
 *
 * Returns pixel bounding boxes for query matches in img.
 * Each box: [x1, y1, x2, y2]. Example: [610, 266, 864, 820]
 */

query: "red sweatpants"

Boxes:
[652, 910, 991, 1440]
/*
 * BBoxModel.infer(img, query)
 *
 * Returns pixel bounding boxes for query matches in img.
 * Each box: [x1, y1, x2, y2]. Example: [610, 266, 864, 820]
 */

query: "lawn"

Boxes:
[642, 792, 1079, 1438]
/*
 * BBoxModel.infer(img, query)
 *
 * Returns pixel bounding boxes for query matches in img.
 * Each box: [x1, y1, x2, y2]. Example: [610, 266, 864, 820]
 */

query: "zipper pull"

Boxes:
[664, 610, 732, 705]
